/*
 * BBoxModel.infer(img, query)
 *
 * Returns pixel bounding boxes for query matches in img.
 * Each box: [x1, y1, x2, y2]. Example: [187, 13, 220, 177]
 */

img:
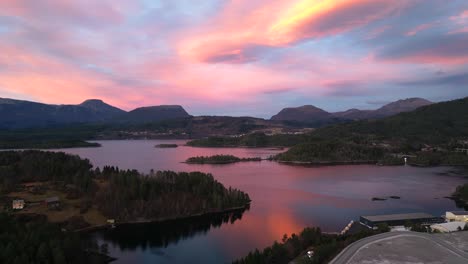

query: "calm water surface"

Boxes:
[55, 140, 467, 264]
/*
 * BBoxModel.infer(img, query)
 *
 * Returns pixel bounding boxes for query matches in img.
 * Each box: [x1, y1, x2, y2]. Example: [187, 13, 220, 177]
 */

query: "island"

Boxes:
[155, 143, 178, 148]
[372, 196, 401, 201]
[0, 150, 251, 263]
[452, 183, 468, 209]
[185, 155, 261, 164]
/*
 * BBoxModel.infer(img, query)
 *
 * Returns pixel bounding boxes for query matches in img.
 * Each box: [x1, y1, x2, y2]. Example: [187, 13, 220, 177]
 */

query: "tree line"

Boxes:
[95, 166, 251, 221]
[274, 140, 385, 163]
[0, 150, 95, 194]
[233, 226, 383, 264]
[0, 213, 108, 264]
[186, 155, 261, 164]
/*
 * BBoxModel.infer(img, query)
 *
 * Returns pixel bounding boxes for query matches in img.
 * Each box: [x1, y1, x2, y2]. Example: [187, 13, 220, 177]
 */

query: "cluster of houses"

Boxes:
[359, 211, 468, 233]
[11, 196, 61, 211]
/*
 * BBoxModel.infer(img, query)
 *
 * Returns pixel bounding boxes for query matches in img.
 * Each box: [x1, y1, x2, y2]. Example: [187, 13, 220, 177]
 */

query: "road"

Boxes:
[329, 231, 468, 264]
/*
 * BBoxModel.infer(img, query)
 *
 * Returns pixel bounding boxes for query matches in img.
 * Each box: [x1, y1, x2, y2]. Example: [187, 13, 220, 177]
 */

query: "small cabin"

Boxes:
[12, 199, 25, 210]
[44, 196, 60, 208]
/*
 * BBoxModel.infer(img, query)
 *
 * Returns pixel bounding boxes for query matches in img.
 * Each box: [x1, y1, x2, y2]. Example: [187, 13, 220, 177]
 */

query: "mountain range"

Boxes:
[0, 97, 433, 129]
[270, 98, 433, 122]
[0, 98, 190, 129]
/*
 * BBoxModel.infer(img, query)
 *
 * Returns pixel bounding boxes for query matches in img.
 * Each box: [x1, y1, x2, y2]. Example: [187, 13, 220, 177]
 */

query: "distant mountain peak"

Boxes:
[79, 99, 125, 114]
[386, 97, 432, 105]
[279, 105, 328, 113]
[0, 97, 125, 129]
[271, 98, 433, 123]
[376, 98, 432, 115]
[79, 99, 111, 108]
[271, 104, 331, 122]
[80, 99, 105, 105]
[136, 105, 185, 110]
[120, 104, 191, 123]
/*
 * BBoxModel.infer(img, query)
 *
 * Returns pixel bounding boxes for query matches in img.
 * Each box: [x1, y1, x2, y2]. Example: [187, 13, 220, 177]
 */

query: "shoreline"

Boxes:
[277, 160, 378, 166]
[75, 203, 250, 233]
[184, 160, 263, 165]
[184, 144, 286, 150]
[0, 141, 101, 150]
[277, 160, 468, 168]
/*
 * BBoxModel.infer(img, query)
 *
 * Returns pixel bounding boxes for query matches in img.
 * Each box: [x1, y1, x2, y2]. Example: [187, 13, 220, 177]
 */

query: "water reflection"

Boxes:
[94, 206, 249, 251]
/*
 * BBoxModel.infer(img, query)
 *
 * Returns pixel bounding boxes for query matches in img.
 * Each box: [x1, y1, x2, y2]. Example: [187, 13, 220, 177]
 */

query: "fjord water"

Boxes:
[58, 140, 467, 264]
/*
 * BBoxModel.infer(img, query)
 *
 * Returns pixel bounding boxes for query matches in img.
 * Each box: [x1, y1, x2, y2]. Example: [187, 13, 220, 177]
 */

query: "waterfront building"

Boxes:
[360, 213, 443, 228]
[446, 211, 468, 222]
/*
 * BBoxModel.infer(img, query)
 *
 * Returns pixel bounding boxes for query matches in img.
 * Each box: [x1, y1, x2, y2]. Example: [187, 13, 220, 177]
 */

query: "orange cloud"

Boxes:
[268, 0, 405, 44]
[0, 0, 465, 115]
[179, 0, 410, 63]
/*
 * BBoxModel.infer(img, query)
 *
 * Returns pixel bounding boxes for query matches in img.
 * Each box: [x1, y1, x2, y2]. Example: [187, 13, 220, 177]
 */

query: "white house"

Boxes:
[12, 199, 25, 210]
[446, 211, 468, 222]
[431, 222, 467, 233]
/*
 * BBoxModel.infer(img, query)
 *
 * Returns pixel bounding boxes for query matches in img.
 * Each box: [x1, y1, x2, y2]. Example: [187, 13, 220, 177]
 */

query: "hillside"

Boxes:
[271, 98, 433, 123]
[79, 99, 125, 117]
[0, 98, 125, 129]
[116, 105, 191, 123]
[276, 97, 468, 163]
[314, 97, 468, 142]
[0, 98, 195, 129]
[370, 98, 433, 118]
[271, 105, 332, 122]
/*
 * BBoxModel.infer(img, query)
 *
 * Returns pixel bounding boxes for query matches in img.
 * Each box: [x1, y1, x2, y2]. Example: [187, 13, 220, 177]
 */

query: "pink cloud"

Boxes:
[0, 0, 125, 27]
[449, 10, 468, 34]
[450, 10, 468, 21]
[405, 23, 433, 36]
[366, 25, 391, 39]
[0, 0, 466, 115]
[267, 0, 408, 44]
[376, 33, 468, 65]
[178, 0, 411, 63]
[449, 27, 468, 34]
[0, 44, 145, 109]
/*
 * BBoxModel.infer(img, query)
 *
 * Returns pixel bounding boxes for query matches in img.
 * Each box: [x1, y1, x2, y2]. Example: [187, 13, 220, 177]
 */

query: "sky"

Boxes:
[0, 0, 467, 117]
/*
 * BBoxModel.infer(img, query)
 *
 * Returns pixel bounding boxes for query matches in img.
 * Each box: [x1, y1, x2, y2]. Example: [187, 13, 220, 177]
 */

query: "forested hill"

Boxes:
[275, 97, 468, 164]
[312, 97, 468, 143]
[0, 151, 251, 222]
[96, 167, 251, 221]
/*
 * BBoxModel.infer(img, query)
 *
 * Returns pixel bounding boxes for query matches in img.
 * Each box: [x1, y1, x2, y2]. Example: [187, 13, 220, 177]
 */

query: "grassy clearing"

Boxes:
[7, 183, 107, 226]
